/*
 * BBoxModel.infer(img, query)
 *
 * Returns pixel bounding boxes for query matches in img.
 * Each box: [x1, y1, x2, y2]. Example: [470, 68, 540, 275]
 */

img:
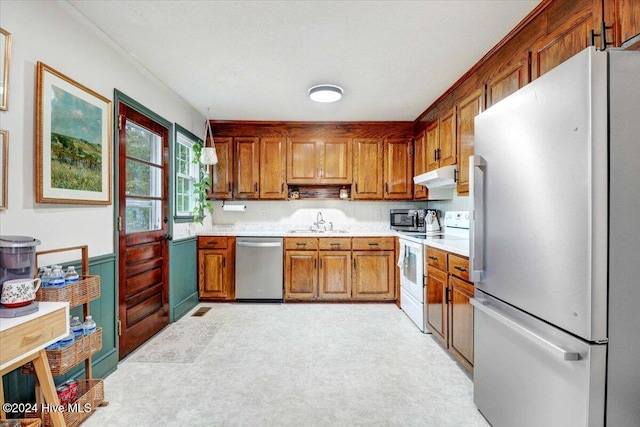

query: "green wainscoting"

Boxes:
[2, 254, 117, 409]
[169, 237, 198, 322]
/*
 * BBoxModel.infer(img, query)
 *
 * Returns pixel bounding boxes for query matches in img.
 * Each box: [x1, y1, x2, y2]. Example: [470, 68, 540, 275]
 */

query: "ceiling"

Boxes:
[66, 0, 541, 122]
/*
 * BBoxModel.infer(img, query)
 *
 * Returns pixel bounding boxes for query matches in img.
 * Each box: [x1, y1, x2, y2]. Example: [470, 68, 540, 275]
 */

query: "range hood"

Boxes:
[413, 165, 457, 200]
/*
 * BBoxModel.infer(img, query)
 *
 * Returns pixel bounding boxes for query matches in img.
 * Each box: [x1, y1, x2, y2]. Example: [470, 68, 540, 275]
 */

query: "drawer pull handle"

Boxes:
[24, 331, 44, 342]
[368, 242, 379, 246]
[454, 266, 468, 272]
[330, 243, 341, 246]
[428, 256, 438, 261]
[296, 242, 307, 246]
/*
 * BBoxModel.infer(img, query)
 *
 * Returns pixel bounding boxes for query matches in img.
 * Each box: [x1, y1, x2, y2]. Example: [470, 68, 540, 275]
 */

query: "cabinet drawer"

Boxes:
[352, 237, 395, 251]
[284, 237, 318, 250]
[448, 254, 470, 281]
[318, 237, 352, 250]
[426, 247, 448, 270]
[198, 236, 228, 249]
[0, 305, 67, 367]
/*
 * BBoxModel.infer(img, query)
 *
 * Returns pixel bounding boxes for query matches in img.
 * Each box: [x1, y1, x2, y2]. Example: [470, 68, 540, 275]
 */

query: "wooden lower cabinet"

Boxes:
[198, 236, 235, 300]
[284, 237, 393, 301]
[425, 247, 474, 372]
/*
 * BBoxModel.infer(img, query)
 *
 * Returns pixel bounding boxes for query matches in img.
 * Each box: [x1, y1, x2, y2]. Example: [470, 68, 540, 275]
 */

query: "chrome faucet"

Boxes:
[314, 211, 325, 230]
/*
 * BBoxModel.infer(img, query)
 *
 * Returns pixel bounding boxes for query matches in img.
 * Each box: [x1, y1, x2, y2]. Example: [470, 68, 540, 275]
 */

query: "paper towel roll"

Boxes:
[222, 204, 246, 212]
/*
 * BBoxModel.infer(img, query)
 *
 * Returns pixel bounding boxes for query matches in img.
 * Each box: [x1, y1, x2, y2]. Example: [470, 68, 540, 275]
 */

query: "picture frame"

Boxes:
[0, 28, 11, 111]
[0, 130, 7, 210]
[36, 62, 112, 205]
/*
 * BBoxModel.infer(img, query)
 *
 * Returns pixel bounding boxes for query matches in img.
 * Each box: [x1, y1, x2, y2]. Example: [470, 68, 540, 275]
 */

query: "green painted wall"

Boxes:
[2, 254, 117, 411]
[169, 237, 198, 322]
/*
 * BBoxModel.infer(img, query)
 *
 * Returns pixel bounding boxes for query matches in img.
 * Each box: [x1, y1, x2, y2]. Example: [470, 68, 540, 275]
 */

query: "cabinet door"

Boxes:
[353, 138, 383, 200]
[486, 54, 531, 108]
[198, 249, 229, 299]
[425, 122, 440, 172]
[413, 131, 428, 200]
[456, 89, 483, 194]
[383, 137, 413, 200]
[287, 139, 319, 184]
[234, 137, 259, 199]
[618, 0, 640, 47]
[318, 251, 352, 300]
[439, 108, 457, 167]
[531, 12, 593, 79]
[426, 266, 448, 346]
[352, 251, 395, 300]
[209, 137, 233, 199]
[260, 137, 287, 199]
[320, 138, 352, 184]
[284, 250, 317, 300]
[449, 275, 474, 372]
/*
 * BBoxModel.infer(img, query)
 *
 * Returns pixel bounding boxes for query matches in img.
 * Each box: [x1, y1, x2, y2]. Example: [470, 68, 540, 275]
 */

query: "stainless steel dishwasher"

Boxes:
[235, 237, 283, 302]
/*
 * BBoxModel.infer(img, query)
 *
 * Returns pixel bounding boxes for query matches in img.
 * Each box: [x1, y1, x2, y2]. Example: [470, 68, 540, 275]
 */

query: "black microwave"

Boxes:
[390, 209, 427, 232]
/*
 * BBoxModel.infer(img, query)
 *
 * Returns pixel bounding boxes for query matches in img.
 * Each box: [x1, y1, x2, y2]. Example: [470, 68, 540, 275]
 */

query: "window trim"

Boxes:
[174, 124, 201, 221]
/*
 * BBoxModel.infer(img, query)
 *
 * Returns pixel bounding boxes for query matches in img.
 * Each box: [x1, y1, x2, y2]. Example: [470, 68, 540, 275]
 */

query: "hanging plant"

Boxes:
[191, 138, 213, 224]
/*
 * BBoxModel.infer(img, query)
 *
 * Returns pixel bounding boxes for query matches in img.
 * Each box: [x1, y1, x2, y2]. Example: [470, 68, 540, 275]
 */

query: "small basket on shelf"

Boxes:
[34, 275, 100, 308]
[44, 379, 104, 427]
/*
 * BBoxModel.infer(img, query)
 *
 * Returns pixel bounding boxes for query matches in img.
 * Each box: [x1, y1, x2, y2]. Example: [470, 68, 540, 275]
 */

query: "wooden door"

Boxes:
[438, 107, 457, 167]
[449, 275, 474, 372]
[426, 266, 448, 347]
[531, 12, 593, 79]
[198, 249, 230, 299]
[117, 103, 169, 359]
[486, 54, 531, 108]
[259, 137, 286, 199]
[456, 89, 483, 194]
[284, 250, 317, 300]
[413, 131, 428, 200]
[209, 137, 233, 199]
[617, 0, 640, 47]
[319, 138, 352, 184]
[425, 122, 439, 172]
[318, 251, 351, 300]
[352, 138, 383, 200]
[352, 251, 395, 300]
[287, 139, 319, 184]
[234, 137, 259, 199]
[383, 137, 413, 200]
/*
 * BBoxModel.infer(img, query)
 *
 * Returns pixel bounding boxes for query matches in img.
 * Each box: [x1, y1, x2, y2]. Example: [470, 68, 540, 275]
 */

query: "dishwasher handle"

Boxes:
[471, 297, 581, 361]
[237, 241, 283, 248]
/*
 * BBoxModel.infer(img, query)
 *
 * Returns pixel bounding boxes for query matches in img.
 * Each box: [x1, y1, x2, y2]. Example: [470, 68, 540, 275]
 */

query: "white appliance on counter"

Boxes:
[470, 47, 640, 427]
[398, 211, 469, 332]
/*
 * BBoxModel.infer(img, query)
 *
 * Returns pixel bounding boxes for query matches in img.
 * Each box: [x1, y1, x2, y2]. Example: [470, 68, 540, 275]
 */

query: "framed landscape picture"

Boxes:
[0, 130, 7, 209]
[0, 28, 10, 111]
[36, 62, 112, 204]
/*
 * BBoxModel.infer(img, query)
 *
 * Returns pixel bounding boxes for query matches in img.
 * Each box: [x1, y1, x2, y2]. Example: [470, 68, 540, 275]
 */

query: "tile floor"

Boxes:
[82, 303, 490, 426]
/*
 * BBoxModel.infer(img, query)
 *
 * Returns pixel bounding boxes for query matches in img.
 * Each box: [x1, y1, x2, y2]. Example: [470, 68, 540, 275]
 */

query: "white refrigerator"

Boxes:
[470, 47, 640, 427]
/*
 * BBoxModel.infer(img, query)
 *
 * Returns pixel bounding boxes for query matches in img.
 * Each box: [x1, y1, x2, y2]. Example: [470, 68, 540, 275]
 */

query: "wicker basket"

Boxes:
[0, 420, 41, 427]
[35, 275, 100, 308]
[41, 379, 104, 427]
[22, 328, 102, 376]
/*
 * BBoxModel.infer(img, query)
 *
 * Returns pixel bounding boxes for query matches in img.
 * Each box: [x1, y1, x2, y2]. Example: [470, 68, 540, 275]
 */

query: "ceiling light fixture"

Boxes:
[309, 84, 343, 103]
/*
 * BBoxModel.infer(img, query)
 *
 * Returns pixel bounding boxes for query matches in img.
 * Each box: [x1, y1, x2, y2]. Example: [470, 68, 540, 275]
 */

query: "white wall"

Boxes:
[0, 1, 204, 257]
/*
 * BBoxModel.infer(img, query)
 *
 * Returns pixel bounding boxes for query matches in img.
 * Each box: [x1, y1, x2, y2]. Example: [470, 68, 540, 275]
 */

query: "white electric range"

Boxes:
[397, 211, 469, 332]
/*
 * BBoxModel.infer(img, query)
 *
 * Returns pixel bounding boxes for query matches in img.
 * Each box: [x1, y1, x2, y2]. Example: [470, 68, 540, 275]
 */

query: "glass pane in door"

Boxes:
[125, 198, 162, 233]
[125, 121, 162, 165]
[125, 159, 162, 197]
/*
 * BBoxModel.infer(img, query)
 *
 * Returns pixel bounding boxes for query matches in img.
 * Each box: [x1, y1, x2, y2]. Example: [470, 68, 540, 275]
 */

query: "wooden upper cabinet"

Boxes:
[439, 108, 457, 167]
[209, 137, 233, 199]
[425, 121, 439, 172]
[287, 138, 352, 185]
[383, 137, 413, 200]
[531, 12, 593, 79]
[353, 138, 383, 200]
[456, 89, 483, 194]
[259, 137, 287, 199]
[234, 137, 259, 199]
[413, 131, 428, 200]
[618, 0, 640, 47]
[486, 54, 531, 108]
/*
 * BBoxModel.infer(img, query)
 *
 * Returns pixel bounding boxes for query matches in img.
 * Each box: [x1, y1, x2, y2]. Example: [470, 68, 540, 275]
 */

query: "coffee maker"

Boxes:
[0, 235, 41, 291]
